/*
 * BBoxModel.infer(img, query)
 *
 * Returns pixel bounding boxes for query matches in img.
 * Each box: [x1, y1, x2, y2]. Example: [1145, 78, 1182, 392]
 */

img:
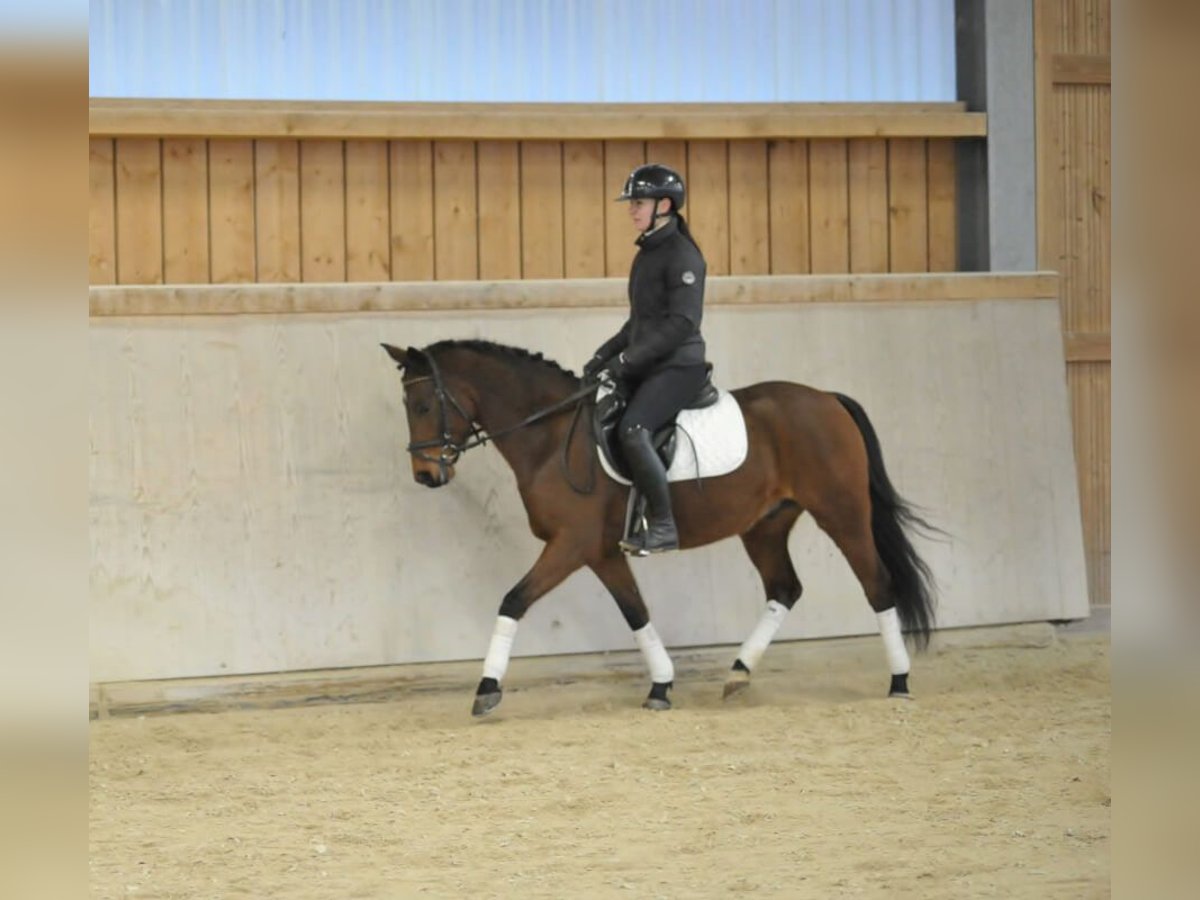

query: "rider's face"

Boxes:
[628, 197, 668, 232]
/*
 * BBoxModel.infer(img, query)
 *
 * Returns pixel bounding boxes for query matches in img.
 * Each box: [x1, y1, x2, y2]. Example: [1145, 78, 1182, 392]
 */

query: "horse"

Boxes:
[381, 339, 937, 716]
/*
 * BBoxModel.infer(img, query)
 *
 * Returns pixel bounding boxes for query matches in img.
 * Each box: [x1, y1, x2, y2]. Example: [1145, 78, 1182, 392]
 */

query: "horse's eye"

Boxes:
[414, 401, 431, 416]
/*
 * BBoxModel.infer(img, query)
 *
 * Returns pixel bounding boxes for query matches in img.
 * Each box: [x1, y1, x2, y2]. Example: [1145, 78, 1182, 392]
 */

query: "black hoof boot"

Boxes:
[473, 677, 503, 716]
[643, 681, 673, 711]
[888, 673, 912, 699]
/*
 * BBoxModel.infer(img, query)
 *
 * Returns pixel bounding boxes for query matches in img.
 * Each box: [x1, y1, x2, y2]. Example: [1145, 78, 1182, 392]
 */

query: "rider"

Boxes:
[582, 163, 709, 555]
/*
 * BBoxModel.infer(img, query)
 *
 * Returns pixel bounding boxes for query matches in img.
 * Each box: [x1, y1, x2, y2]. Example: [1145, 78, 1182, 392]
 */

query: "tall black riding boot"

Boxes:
[618, 424, 679, 555]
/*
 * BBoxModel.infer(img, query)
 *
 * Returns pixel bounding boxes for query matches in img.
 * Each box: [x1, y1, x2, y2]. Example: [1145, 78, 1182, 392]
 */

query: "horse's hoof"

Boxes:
[723, 659, 751, 699]
[888, 673, 912, 699]
[723, 672, 751, 699]
[472, 691, 502, 717]
[643, 681, 672, 711]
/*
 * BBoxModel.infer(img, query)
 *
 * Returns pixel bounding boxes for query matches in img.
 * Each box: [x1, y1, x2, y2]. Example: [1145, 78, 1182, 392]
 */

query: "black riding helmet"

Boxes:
[616, 163, 686, 211]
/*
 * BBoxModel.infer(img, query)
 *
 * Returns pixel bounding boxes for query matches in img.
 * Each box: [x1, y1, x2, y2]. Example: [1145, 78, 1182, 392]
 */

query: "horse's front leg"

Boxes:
[473, 540, 581, 717]
[588, 554, 675, 711]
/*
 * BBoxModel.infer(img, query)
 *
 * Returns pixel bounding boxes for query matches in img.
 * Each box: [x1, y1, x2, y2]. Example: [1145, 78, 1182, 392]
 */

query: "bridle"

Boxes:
[402, 351, 484, 484]
[402, 351, 599, 488]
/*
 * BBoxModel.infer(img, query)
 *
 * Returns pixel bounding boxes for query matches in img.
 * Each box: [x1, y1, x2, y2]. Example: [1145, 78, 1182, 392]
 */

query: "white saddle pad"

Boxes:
[597, 388, 749, 485]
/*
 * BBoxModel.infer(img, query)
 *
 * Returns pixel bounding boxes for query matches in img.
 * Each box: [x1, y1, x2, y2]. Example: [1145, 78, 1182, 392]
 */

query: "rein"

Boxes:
[404, 353, 598, 491]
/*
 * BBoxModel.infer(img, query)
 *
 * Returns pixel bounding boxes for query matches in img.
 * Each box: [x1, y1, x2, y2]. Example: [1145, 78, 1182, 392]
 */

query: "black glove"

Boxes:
[601, 352, 633, 382]
[582, 353, 612, 380]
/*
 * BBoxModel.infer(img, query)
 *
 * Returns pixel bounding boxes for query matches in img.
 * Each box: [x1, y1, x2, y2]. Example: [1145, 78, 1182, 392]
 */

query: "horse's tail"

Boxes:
[833, 393, 938, 649]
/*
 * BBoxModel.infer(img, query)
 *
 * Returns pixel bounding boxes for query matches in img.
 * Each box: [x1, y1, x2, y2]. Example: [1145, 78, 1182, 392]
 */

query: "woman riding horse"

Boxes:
[582, 163, 709, 556]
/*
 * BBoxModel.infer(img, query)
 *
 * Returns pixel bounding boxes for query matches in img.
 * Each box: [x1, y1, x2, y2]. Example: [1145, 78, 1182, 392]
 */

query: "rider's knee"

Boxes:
[619, 422, 650, 447]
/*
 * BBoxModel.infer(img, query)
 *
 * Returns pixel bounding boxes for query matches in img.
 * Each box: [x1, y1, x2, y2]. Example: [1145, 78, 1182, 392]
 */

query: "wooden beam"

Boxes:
[1064, 332, 1111, 362]
[90, 272, 1060, 317]
[90, 99, 988, 140]
[1052, 54, 1111, 86]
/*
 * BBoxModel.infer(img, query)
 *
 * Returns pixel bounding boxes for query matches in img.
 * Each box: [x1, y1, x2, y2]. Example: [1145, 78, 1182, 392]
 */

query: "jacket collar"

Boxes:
[635, 215, 678, 250]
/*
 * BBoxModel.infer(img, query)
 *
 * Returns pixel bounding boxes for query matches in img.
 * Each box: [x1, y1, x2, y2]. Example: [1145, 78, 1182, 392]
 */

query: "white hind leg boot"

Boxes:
[877, 607, 910, 674]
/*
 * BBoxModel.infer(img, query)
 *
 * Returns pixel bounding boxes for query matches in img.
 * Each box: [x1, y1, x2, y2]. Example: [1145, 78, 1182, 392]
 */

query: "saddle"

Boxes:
[592, 363, 720, 481]
[593, 365, 720, 547]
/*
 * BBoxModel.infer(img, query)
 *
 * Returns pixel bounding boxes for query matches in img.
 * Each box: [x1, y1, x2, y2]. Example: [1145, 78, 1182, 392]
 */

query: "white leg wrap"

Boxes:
[481, 616, 519, 682]
[877, 607, 910, 675]
[634, 623, 674, 684]
[736, 600, 790, 671]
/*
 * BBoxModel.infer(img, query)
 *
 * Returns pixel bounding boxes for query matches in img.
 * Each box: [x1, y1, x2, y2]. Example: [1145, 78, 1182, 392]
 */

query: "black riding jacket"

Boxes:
[594, 216, 707, 377]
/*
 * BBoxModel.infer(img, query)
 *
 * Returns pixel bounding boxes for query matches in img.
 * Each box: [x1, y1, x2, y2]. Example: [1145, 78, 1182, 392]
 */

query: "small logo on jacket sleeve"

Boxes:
[681, 270, 696, 285]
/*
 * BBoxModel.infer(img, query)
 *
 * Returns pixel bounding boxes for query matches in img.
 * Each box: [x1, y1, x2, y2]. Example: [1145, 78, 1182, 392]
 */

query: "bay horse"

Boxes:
[381, 339, 937, 716]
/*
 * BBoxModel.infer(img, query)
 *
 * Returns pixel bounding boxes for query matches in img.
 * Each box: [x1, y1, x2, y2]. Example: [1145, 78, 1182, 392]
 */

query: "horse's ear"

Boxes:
[380, 343, 409, 368]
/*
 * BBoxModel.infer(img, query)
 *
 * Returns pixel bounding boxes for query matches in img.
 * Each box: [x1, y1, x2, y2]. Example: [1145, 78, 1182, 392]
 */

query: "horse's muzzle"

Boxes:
[414, 468, 451, 488]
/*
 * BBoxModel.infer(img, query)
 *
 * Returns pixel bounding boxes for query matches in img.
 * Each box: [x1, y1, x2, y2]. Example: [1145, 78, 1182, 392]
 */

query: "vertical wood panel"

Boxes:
[562, 141, 606, 278]
[300, 140, 347, 282]
[808, 139, 849, 273]
[254, 139, 301, 282]
[520, 141, 565, 279]
[848, 139, 889, 273]
[926, 139, 958, 271]
[1059, 85, 1111, 334]
[476, 141, 521, 279]
[433, 140, 478, 281]
[646, 140, 688, 184]
[728, 140, 769, 275]
[603, 140, 644, 277]
[887, 139, 929, 272]
[687, 140, 730, 275]
[162, 139, 210, 283]
[344, 141, 391, 282]
[114, 138, 163, 284]
[89, 138, 116, 284]
[1092, 86, 1111, 328]
[768, 139, 810, 274]
[209, 139, 256, 283]
[1036, 0, 1111, 606]
[389, 140, 434, 281]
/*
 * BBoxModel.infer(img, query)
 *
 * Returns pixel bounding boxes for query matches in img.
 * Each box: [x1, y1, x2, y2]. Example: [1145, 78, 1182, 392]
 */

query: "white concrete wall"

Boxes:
[89, 298, 1089, 682]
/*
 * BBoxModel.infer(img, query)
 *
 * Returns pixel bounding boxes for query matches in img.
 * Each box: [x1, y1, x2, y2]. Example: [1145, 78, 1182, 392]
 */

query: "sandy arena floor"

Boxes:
[90, 630, 1109, 899]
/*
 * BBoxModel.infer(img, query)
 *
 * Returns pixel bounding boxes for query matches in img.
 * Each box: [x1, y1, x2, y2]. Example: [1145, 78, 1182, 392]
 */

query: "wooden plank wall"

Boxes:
[89, 136, 959, 285]
[1035, 0, 1111, 606]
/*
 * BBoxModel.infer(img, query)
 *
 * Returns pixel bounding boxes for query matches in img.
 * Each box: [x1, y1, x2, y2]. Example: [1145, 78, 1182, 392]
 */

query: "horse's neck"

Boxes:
[459, 357, 574, 477]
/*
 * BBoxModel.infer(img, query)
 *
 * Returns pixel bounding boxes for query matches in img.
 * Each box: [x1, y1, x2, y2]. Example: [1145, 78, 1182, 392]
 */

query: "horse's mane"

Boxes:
[426, 339, 579, 382]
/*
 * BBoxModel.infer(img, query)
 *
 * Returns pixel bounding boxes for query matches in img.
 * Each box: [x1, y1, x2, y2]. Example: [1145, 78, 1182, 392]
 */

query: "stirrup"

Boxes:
[619, 525, 679, 556]
[619, 534, 650, 556]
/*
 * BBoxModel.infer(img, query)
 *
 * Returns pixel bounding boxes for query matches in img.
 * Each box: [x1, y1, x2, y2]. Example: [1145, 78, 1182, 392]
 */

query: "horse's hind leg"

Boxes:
[812, 500, 913, 699]
[725, 501, 804, 699]
[588, 554, 675, 711]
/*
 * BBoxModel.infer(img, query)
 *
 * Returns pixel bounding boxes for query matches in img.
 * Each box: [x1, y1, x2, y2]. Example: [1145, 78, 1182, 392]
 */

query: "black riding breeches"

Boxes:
[618, 364, 709, 434]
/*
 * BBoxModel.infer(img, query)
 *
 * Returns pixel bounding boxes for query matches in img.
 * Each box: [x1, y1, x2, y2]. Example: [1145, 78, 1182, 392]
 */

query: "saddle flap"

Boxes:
[592, 387, 677, 480]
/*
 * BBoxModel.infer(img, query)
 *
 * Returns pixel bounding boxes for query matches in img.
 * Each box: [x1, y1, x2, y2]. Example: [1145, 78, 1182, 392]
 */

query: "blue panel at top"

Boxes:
[88, 0, 956, 102]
